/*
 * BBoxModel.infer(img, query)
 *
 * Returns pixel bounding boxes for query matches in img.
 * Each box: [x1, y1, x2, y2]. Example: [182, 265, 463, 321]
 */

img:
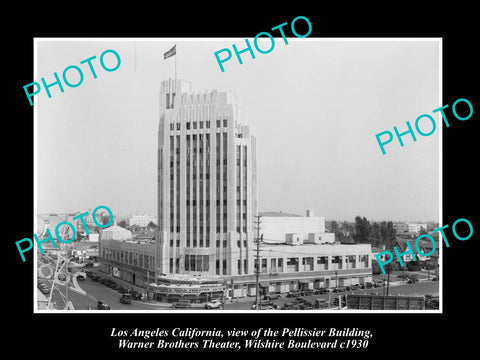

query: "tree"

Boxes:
[372, 260, 381, 275]
[353, 216, 372, 243]
[386, 221, 396, 243]
[99, 213, 110, 226]
[118, 220, 128, 229]
[371, 222, 382, 247]
[147, 221, 158, 230]
[330, 220, 339, 232]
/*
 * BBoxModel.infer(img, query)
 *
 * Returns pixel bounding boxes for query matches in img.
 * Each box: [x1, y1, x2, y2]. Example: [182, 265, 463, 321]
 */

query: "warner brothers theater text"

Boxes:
[112, 327, 373, 350]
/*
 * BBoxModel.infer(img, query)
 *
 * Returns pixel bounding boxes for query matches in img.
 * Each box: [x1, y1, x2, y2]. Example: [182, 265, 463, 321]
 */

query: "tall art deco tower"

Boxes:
[156, 79, 257, 278]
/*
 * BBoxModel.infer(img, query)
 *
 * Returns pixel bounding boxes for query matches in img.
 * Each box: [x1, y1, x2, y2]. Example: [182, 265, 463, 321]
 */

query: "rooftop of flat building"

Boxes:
[259, 211, 302, 218]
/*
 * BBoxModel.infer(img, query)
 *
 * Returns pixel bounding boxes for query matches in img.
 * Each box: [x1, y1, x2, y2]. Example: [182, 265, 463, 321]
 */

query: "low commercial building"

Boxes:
[98, 226, 156, 287]
[218, 210, 371, 298]
[227, 242, 373, 298]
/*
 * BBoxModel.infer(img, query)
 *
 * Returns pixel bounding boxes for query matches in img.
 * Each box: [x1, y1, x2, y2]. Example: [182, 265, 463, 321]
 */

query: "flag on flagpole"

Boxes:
[164, 45, 176, 59]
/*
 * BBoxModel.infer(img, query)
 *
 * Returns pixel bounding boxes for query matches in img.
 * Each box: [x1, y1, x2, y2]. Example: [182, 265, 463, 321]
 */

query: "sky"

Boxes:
[35, 38, 440, 222]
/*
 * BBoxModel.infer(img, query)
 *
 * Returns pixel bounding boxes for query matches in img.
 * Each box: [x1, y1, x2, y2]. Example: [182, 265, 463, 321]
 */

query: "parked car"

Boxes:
[117, 286, 129, 294]
[97, 300, 111, 310]
[263, 293, 281, 300]
[301, 289, 316, 296]
[128, 290, 143, 300]
[76, 271, 86, 281]
[172, 300, 192, 308]
[425, 295, 439, 309]
[298, 302, 314, 310]
[282, 302, 297, 310]
[317, 287, 329, 294]
[106, 280, 116, 288]
[407, 275, 419, 284]
[332, 297, 347, 307]
[252, 301, 277, 310]
[294, 297, 314, 309]
[349, 284, 360, 291]
[119, 294, 132, 304]
[39, 284, 50, 295]
[315, 298, 329, 309]
[286, 291, 304, 298]
[204, 299, 223, 309]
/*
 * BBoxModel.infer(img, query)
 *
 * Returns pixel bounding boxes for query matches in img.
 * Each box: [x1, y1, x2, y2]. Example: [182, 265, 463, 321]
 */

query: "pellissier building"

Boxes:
[99, 78, 373, 303]
[156, 78, 258, 277]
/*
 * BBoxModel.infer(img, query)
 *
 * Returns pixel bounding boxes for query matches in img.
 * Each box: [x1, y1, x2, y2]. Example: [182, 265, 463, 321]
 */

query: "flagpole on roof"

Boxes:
[164, 44, 177, 86]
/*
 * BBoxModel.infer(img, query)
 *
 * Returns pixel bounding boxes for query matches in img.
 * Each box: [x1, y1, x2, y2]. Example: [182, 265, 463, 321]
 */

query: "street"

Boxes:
[44, 274, 439, 311]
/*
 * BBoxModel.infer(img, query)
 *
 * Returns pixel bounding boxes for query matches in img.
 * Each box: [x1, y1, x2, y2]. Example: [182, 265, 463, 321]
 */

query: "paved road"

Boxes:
[46, 278, 161, 310]
[45, 275, 439, 311]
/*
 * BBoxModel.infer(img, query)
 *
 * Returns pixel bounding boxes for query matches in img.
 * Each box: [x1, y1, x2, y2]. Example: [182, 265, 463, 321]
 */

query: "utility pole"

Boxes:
[254, 215, 262, 310]
[386, 267, 390, 295]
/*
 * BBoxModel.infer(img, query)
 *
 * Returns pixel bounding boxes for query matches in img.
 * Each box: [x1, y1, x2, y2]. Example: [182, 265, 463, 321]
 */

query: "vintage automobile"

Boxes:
[263, 293, 281, 300]
[314, 298, 330, 309]
[204, 299, 223, 309]
[172, 299, 192, 308]
[119, 293, 132, 304]
[97, 300, 111, 310]
[129, 290, 143, 300]
[38, 282, 50, 295]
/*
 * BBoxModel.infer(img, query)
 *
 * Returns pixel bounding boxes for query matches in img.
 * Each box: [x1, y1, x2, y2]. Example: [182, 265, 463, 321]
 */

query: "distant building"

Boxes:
[129, 214, 158, 228]
[393, 238, 439, 265]
[393, 222, 428, 234]
[260, 210, 335, 244]
[371, 245, 388, 263]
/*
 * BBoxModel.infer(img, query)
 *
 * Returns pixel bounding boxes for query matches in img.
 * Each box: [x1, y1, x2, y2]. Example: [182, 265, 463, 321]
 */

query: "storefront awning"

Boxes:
[259, 282, 271, 287]
[298, 280, 310, 284]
